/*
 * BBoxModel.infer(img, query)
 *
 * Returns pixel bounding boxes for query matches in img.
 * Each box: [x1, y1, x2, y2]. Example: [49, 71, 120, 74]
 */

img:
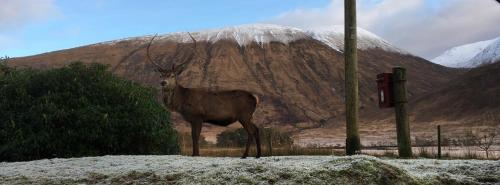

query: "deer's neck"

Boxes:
[165, 85, 187, 111]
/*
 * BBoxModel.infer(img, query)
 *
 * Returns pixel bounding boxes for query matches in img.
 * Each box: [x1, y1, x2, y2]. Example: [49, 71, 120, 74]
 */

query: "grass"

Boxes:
[417, 146, 433, 158]
[179, 145, 500, 160]
[180, 146, 344, 157]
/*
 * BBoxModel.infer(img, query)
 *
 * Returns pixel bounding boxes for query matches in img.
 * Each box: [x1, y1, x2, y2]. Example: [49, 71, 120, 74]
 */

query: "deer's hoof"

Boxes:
[241, 156, 248, 159]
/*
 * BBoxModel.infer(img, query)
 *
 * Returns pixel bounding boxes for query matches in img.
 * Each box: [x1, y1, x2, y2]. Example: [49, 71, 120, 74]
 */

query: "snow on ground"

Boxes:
[432, 37, 499, 68]
[95, 24, 406, 54]
[1, 155, 498, 184]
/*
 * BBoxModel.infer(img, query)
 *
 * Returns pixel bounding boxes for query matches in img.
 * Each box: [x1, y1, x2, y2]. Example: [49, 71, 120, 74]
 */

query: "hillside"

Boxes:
[414, 60, 500, 121]
[9, 24, 461, 144]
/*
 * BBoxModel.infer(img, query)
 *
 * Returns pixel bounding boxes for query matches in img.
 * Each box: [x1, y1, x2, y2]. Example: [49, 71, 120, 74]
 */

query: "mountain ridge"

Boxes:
[432, 37, 500, 68]
[90, 24, 407, 55]
[468, 38, 500, 67]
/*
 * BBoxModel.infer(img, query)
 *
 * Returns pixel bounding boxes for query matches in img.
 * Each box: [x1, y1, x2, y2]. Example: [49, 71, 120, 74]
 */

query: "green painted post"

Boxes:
[437, 125, 441, 159]
[393, 67, 412, 158]
[345, 0, 361, 155]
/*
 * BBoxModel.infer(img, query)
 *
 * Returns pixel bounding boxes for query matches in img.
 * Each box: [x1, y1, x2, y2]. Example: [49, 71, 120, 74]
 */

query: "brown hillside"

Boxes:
[9, 36, 463, 144]
[413, 61, 500, 121]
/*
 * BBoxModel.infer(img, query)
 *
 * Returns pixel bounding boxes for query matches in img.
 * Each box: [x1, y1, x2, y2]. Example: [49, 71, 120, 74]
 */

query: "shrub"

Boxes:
[0, 56, 9, 77]
[0, 62, 179, 161]
[216, 128, 247, 147]
[216, 127, 293, 147]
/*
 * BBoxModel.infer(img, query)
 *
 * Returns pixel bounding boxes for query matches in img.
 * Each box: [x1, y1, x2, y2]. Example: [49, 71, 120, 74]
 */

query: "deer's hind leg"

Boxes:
[253, 123, 261, 158]
[240, 118, 261, 158]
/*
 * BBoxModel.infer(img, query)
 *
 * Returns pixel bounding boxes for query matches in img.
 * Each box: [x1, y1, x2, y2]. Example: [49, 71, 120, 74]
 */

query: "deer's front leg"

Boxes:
[190, 121, 202, 156]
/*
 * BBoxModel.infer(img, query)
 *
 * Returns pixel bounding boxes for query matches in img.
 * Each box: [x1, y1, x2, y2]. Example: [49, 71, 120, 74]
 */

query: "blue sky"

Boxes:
[1, 0, 330, 57]
[1, 0, 499, 59]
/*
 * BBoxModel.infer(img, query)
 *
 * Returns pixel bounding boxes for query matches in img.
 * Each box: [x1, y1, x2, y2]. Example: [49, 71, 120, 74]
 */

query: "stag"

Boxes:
[145, 34, 261, 158]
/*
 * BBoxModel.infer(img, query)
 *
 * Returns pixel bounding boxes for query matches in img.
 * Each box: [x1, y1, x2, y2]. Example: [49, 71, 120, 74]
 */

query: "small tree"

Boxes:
[475, 112, 499, 159]
[0, 56, 10, 76]
[216, 128, 247, 147]
[216, 127, 293, 149]
[477, 131, 498, 159]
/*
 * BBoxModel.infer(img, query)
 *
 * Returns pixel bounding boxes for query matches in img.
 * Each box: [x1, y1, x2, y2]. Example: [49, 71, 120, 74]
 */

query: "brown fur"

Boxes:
[162, 75, 261, 158]
[146, 34, 261, 158]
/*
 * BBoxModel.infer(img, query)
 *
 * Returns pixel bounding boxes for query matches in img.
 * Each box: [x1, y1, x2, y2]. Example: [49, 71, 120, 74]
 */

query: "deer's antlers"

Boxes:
[146, 34, 169, 74]
[145, 32, 199, 75]
[172, 32, 198, 75]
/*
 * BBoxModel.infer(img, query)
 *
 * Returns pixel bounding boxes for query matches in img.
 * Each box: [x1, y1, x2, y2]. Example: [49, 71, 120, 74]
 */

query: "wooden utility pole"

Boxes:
[437, 125, 441, 159]
[345, 0, 361, 155]
[393, 67, 412, 157]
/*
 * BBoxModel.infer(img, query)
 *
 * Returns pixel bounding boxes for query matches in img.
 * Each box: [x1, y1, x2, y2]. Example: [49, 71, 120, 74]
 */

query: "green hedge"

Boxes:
[216, 127, 293, 147]
[0, 63, 179, 161]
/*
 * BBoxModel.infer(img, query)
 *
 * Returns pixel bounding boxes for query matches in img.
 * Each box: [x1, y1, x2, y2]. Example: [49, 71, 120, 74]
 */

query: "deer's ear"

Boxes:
[174, 70, 181, 76]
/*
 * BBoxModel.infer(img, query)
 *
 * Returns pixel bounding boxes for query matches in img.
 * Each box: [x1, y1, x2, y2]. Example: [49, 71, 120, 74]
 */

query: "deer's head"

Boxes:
[159, 72, 176, 90]
[145, 33, 197, 92]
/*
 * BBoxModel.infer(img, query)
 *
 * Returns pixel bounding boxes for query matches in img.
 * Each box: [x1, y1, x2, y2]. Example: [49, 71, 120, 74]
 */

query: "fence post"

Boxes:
[268, 129, 273, 156]
[393, 67, 412, 158]
[437, 125, 441, 159]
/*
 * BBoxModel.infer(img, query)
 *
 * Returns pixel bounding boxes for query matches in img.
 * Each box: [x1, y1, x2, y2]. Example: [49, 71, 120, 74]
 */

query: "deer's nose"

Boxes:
[160, 80, 167, 86]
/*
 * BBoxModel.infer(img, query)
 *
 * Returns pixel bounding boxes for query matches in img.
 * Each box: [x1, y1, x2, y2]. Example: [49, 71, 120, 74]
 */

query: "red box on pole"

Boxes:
[377, 73, 394, 108]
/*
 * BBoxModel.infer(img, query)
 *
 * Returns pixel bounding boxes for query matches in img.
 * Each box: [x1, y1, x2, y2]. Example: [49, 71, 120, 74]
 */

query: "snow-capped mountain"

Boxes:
[468, 38, 500, 67]
[98, 24, 406, 54]
[307, 26, 407, 53]
[432, 37, 500, 68]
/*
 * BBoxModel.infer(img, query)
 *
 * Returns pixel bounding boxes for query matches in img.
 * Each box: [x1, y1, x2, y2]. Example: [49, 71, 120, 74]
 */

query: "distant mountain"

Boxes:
[468, 38, 500, 67]
[432, 37, 500, 68]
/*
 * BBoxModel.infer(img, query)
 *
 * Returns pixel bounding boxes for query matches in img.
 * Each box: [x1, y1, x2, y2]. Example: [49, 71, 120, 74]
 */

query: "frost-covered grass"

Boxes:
[181, 146, 500, 161]
[1, 155, 499, 185]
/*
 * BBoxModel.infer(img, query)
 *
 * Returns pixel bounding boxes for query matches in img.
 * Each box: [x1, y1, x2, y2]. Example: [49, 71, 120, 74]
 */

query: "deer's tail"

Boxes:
[251, 94, 259, 119]
[252, 94, 260, 107]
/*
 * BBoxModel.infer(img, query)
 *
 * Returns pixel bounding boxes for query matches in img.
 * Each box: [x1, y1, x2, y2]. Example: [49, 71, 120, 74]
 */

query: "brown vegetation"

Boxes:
[9, 32, 500, 149]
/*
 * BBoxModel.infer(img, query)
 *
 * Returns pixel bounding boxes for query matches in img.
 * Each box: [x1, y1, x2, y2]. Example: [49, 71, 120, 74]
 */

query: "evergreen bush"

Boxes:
[0, 63, 179, 161]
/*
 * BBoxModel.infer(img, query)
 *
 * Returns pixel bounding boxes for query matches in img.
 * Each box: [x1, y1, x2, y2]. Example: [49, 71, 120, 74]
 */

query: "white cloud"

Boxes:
[267, 0, 500, 59]
[0, 0, 60, 50]
[0, 0, 60, 30]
